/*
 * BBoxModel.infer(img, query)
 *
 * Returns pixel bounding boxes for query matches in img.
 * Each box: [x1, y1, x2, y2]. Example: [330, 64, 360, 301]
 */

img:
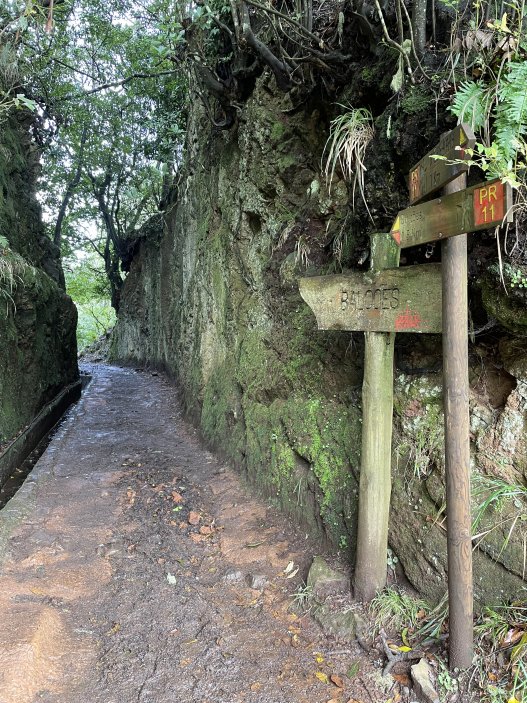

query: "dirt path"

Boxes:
[0, 365, 391, 703]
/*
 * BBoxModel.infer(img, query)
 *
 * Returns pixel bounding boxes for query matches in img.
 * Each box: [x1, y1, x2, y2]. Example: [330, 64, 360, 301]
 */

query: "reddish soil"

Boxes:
[0, 365, 424, 702]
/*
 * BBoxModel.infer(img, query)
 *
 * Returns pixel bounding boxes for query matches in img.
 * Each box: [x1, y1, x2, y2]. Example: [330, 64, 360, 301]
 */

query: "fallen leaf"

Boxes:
[347, 661, 360, 679]
[392, 672, 411, 686]
[315, 672, 329, 684]
[330, 674, 344, 688]
[388, 643, 412, 652]
[286, 567, 299, 579]
[29, 587, 46, 596]
[315, 653, 325, 664]
[106, 622, 121, 636]
[245, 541, 265, 548]
[172, 491, 184, 503]
[188, 511, 200, 525]
[511, 633, 527, 664]
[291, 634, 300, 647]
[166, 573, 177, 585]
[284, 561, 295, 574]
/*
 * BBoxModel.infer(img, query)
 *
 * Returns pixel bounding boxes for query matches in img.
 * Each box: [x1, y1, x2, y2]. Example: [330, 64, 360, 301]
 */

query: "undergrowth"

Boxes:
[0, 247, 40, 314]
[370, 586, 429, 634]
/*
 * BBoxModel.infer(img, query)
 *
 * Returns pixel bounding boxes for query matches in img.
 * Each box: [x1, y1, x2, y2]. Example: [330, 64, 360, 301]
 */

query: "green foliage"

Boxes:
[472, 474, 527, 564]
[450, 59, 527, 184]
[323, 105, 374, 217]
[0, 250, 39, 314]
[75, 300, 115, 351]
[2, 0, 188, 302]
[65, 254, 115, 350]
[475, 601, 527, 702]
[370, 586, 429, 633]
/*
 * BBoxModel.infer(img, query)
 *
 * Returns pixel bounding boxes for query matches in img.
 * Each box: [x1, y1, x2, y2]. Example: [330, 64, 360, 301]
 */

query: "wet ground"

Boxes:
[0, 365, 406, 703]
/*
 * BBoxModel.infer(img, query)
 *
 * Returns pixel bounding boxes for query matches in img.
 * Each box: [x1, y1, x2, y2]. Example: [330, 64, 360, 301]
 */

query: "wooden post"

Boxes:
[354, 234, 400, 602]
[442, 175, 473, 668]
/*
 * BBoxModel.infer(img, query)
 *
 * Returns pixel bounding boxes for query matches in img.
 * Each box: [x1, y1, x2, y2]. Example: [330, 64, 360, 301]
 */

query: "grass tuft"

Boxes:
[370, 586, 429, 634]
[323, 105, 374, 220]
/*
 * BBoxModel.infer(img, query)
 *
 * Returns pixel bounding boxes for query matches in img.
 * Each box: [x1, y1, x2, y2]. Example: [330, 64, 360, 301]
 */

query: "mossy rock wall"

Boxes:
[0, 115, 78, 444]
[112, 77, 526, 606]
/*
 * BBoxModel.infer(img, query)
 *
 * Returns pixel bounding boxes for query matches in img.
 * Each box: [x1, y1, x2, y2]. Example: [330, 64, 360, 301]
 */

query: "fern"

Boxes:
[449, 80, 490, 131]
[450, 60, 527, 183]
[495, 61, 527, 162]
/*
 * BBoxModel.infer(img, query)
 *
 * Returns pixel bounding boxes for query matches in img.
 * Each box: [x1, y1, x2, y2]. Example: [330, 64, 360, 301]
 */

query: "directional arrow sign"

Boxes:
[299, 263, 442, 333]
[409, 123, 476, 204]
[391, 178, 513, 249]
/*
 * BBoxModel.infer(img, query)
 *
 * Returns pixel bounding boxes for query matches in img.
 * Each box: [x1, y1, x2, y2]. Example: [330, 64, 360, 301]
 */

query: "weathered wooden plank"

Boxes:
[391, 178, 513, 249]
[353, 233, 399, 603]
[299, 263, 442, 333]
[409, 123, 475, 204]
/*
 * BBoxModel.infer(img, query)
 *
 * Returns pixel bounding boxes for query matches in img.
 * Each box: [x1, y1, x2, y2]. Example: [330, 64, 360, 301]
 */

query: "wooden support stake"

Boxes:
[442, 175, 473, 668]
[354, 233, 400, 602]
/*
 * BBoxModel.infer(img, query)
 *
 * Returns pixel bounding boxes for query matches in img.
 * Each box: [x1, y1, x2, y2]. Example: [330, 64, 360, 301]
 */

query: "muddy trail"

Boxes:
[0, 365, 409, 703]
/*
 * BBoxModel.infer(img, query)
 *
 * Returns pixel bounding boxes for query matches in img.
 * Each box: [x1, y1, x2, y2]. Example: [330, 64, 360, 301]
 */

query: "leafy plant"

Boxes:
[0, 250, 38, 314]
[436, 658, 459, 697]
[323, 105, 374, 218]
[370, 586, 429, 634]
[472, 474, 527, 573]
[449, 60, 527, 184]
[475, 601, 527, 702]
[290, 581, 314, 612]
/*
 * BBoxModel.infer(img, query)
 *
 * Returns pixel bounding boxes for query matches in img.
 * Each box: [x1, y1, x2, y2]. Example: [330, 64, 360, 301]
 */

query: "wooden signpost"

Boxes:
[391, 178, 513, 248]
[299, 263, 442, 334]
[409, 123, 476, 204]
[300, 122, 514, 671]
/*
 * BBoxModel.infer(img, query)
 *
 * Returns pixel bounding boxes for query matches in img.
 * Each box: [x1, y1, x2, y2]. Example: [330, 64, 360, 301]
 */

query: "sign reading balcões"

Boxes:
[299, 263, 442, 333]
[409, 123, 476, 204]
[391, 178, 513, 249]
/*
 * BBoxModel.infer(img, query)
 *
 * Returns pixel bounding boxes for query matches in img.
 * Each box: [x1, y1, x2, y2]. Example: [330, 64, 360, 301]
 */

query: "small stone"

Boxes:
[411, 658, 440, 703]
[246, 573, 267, 590]
[313, 604, 364, 642]
[223, 569, 244, 583]
[306, 556, 349, 598]
[188, 511, 200, 525]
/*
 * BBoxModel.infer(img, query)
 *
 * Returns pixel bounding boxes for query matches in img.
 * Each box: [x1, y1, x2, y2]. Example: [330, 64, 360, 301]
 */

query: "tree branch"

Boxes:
[53, 123, 88, 248]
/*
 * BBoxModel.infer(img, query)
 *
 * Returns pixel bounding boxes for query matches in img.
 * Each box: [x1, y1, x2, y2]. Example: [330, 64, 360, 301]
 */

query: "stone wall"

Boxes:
[0, 114, 78, 444]
[112, 77, 527, 606]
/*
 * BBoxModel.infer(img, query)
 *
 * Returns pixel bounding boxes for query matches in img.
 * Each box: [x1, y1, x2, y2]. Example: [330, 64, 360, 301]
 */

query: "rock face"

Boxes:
[0, 114, 78, 444]
[307, 557, 349, 599]
[112, 74, 527, 605]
